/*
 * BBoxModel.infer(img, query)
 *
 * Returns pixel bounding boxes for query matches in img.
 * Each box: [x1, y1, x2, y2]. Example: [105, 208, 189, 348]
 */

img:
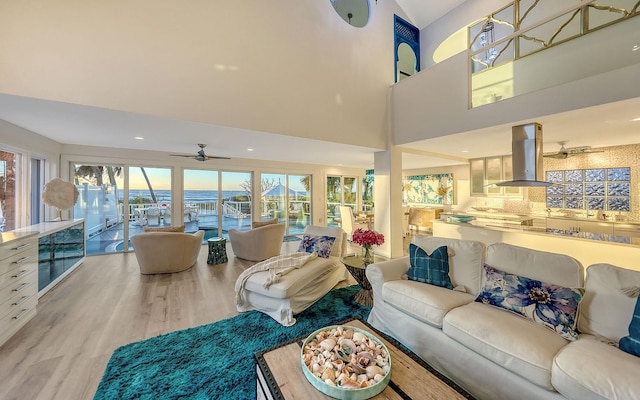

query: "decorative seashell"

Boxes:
[320, 338, 336, 351]
[340, 378, 361, 389]
[352, 332, 366, 343]
[321, 367, 335, 382]
[356, 373, 368, 383]
[373, 374, 384, 382]
[356, 351, 374, 367]
[343, 329, 354, 339]
[312, 363, 321, 373]
[340, 339, 357, 355]
[365, 365, 384, 379]
[325, 379, 336, 387]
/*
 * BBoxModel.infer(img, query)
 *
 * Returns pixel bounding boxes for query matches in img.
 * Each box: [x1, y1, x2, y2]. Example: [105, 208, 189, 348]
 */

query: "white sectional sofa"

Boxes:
[366, 236, 640, 400]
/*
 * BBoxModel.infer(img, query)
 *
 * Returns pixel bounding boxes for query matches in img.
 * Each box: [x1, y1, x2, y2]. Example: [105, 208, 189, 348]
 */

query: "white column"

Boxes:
[373, 147, 404, 259]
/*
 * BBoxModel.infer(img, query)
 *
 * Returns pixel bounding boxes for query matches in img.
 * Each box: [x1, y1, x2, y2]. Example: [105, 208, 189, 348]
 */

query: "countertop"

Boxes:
[0, 230, 40, 245]
[435, 219, 640, 246]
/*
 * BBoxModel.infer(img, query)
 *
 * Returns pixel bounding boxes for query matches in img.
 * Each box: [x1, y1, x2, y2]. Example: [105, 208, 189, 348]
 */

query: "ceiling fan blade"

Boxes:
[206, 155, 231, 160]
[543, 152, 569, 159]
[169, 154, 197, 158]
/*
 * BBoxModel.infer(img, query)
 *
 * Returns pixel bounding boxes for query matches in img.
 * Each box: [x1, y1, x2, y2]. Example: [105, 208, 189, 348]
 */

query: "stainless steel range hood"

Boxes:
[496, 122, 552, 187]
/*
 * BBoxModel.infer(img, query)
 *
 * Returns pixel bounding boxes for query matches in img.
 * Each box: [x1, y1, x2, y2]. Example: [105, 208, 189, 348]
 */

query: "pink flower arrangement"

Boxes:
[351, 228, 385, 248]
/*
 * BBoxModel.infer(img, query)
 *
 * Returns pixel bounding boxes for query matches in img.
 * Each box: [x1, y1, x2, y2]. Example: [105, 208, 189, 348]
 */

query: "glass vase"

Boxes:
[362, 245, 373, 265]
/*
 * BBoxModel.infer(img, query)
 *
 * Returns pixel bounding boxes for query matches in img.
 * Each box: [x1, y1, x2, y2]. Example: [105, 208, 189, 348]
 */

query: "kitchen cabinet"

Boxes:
[470, 156, 522, 198]
[0, 232, 38, 347]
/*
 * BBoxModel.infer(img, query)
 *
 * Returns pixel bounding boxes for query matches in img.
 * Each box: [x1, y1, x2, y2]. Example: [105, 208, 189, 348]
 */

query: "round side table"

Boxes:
[340, 254, 384, 306]
[207, 237, 228, 265]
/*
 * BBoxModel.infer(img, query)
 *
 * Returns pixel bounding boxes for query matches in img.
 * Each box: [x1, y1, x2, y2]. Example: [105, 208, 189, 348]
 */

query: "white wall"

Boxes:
[0, 1, 411, 150]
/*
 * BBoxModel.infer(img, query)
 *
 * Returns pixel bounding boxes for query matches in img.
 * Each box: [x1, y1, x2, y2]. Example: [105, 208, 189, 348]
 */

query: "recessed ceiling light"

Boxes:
[461, 150, 469, 153]
[247, 148, 254, 152]
[135, 136, 144, 140]
[632, 45, 640, 52]
[632, 117, 640, 122]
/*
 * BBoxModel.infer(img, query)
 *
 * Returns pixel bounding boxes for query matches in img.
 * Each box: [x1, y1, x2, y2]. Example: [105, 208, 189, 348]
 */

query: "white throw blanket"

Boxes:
[235, 252, 318, 307]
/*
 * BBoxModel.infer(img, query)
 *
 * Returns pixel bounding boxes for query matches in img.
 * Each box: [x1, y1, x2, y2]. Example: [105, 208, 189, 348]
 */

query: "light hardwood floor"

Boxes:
[0, 240, 363, 400]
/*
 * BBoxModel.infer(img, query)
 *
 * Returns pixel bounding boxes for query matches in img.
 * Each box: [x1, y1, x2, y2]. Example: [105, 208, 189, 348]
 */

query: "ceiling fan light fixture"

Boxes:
[169, 144, 230, 161]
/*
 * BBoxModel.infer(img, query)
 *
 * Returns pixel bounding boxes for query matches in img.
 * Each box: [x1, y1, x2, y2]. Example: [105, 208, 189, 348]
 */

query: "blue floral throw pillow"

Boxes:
[297, 235, 336, 258]
[407, 244, 453, 289]
[619, 297, 640, 357]
[475, 265, 585, 341]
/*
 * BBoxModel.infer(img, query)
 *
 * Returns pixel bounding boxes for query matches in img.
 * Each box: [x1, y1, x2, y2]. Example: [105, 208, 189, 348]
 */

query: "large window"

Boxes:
[260, 173, 310, 235]
[128, 166, 172, 243]
[30, 158, 45, 225]
[221, 171, 252, 238]
[73, 164, 124, 254]
[327, 175, 359, 227]
[184, 169, 219, 239]
[0, 151, 17, 232]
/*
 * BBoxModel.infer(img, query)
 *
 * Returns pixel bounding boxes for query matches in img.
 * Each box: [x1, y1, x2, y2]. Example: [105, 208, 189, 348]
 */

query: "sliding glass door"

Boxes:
[184, 169, 219, 239]
[221, 171, 252, 238]
[261, 173, 310, 235]
[127, 166, 171, 243]
[73, 164, 124, 254]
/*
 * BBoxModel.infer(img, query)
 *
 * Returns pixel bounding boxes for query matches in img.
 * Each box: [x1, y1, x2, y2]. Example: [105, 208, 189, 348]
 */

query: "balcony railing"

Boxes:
[469, 0, 639, 107]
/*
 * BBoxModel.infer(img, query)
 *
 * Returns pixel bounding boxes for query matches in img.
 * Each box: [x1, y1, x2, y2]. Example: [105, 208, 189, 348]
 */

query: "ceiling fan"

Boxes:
[543, 141, 604, 159]
[170, 144, 230, 161]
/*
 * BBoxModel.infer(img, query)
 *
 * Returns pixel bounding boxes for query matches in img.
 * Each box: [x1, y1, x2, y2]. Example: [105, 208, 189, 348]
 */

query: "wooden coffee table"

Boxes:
[255, 318, 474, 400]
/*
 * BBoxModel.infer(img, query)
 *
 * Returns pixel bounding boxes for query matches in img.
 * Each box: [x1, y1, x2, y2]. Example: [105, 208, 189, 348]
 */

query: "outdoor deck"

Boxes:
[85, 212, 305, 256]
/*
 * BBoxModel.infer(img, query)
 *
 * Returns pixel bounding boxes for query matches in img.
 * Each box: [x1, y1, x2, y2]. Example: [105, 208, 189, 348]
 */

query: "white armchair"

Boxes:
[131, 230, 204, 274]
[228, 223, 286, 261]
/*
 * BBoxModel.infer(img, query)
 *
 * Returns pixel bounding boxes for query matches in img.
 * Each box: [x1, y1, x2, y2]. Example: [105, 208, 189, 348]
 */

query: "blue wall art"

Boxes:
[403, 173, 454, 205]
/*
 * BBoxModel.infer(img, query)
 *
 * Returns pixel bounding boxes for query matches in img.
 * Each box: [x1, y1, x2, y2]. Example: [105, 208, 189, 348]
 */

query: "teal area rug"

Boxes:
[94, 285, 370, 400]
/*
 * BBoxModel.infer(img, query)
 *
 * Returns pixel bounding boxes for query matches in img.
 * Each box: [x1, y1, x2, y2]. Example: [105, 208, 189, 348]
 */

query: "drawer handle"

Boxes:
[12, 296, 29, 306]
[12, 256, 31, 265]
[12, 243, 32, 251]
[12, 283, 29, 293]
[12, 269, 30, 279]
[12, 309, 30, 320]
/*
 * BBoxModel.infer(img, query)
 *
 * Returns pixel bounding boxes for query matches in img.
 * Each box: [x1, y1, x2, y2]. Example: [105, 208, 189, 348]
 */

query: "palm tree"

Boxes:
[139, 167, 157, 203]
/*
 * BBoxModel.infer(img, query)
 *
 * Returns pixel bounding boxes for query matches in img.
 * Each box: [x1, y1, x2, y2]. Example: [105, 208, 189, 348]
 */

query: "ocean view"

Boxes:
[119, 190, 249, 203]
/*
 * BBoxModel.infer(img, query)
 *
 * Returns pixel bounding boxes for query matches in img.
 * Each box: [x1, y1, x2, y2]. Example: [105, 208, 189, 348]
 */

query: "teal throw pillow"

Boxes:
[475, 265, 585, 341]
[297, 234, 336, 258]
[407, 244, 453, 289]
[619, 296, 640, 357]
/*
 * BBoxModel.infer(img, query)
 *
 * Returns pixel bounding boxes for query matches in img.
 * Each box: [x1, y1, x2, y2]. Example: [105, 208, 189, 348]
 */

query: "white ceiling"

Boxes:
[1, 1, 638, 171]
[395, 0, 468, 29]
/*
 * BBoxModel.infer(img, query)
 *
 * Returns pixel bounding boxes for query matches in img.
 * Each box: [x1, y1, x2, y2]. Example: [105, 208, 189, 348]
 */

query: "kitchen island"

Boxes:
[432, 219, 640, 272]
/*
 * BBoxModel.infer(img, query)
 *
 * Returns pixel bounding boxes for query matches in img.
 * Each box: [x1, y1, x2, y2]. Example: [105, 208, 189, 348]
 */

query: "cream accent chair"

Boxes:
[131, 230, 205, 274]
[339, 206, 368, 241]
[228, 223, 286, 261]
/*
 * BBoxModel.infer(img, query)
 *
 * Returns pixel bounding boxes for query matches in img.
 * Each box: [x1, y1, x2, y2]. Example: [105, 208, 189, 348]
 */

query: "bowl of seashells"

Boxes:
[301, 324, 391, 400]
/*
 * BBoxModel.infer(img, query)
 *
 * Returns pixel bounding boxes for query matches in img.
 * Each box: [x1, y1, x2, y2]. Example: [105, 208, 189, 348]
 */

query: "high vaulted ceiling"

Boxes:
[0, 1, 638, 170]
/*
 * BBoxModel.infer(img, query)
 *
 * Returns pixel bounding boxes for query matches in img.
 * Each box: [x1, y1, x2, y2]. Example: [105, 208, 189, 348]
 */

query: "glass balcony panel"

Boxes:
[519, 0, 581, 29]
[519, 12, 582, 58]
[588, 0, 637, 29]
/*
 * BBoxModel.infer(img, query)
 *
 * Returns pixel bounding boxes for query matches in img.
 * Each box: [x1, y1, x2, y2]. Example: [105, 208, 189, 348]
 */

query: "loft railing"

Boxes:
[468, 0, 639, 107]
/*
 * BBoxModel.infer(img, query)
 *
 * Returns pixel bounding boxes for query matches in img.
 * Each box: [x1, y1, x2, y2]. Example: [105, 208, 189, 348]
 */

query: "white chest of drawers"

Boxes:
[0, 232, 38, 347]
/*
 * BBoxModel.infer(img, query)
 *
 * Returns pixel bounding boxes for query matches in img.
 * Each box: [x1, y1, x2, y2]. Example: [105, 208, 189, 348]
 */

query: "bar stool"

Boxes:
[207, 237, 228, 265]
